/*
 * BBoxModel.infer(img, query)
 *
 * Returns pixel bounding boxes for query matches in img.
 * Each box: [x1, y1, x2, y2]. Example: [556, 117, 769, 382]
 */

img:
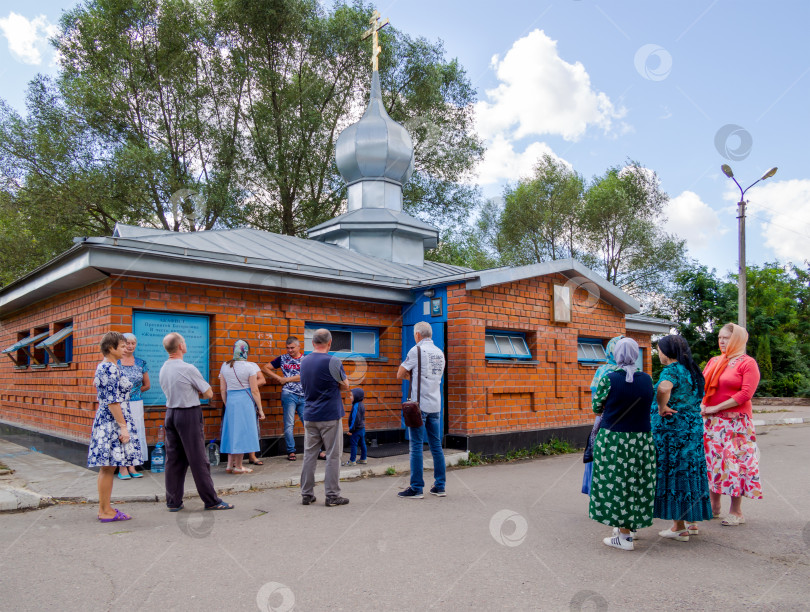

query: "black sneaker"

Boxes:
[397, 487, 424, 499]
[429, 486, 446, 497]
[301, 494, 317, 505]
[325, 496, 349, 507]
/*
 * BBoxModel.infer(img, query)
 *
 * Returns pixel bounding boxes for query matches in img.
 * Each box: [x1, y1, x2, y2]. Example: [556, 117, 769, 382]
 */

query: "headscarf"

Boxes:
[703, 323, 748, 402]
[590, 335, 624, 394]
[123, 333, 137, 342]
[613, 337, 640, 383]
[233, 340, 249, 361]
[658, 334, 705, 395]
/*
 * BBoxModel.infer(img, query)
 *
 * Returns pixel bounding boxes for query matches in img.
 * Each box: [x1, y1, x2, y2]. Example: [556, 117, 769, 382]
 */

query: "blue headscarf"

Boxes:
[590, 335, 624, 395]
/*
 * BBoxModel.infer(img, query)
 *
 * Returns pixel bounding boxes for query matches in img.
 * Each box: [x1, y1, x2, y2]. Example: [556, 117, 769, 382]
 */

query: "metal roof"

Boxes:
[111, 224, 463, 282]
[0, 224, 644, 319]
[625, 314, 675, 334]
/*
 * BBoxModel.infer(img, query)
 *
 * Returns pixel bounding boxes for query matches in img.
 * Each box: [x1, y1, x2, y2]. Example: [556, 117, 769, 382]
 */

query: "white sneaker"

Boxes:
[603, 534, 634, 551]
[659, 527, 689, 542]
[613, 527, 638, 540]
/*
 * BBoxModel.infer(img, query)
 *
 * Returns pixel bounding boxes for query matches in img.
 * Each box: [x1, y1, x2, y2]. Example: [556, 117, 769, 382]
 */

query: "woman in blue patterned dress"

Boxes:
[117, 332, 150, 478]
[88, 331, 142, 522]
[652, 335, 712, 541]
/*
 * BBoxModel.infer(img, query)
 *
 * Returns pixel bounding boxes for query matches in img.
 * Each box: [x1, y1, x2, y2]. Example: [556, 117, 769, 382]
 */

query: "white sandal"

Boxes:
[659, 527, 689, 541]
[721, 514, 745, 526]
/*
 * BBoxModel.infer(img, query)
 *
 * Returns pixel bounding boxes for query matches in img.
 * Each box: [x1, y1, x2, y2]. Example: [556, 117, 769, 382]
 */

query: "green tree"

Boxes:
[497, 154, 584, 265]
[579, 163, 686, 297]
[57, 0, 244, 231]
[216, 0, 482, 235]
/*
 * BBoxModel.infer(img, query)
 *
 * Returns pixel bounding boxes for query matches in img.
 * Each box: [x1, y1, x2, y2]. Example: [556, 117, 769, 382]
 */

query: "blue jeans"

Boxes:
[282, 390, 306, 454]
[349, 428, 367, 462]
[408, 411, 445, 493]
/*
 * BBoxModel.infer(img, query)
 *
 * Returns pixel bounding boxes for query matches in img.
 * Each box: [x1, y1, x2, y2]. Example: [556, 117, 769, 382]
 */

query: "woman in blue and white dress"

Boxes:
[117, 332, 150, 478]
[88, 331, 142, 522]
[220, 340, 264, 474]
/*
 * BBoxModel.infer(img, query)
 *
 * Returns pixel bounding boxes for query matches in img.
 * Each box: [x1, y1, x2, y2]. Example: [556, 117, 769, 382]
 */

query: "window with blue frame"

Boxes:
[304, 324, 379, 358]
[577, 338, 607, 363]
[485, 330, 531, 359]
[37, 322, 74, 366]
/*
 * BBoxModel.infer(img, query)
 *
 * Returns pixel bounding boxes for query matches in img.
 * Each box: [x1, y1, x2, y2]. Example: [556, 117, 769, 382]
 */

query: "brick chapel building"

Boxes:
[0, 69, 670, 460]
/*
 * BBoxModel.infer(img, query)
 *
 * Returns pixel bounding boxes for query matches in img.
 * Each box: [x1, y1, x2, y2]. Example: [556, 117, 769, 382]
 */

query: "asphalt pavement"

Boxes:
[0, 422, 808, 611]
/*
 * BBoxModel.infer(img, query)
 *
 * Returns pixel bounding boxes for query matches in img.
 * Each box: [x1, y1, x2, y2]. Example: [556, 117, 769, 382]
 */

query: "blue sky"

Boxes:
[2, 0, 809, 276]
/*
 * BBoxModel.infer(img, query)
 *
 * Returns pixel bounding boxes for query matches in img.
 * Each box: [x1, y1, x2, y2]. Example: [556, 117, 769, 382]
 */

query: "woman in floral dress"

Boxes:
[651, 335, 712, 542]
[589, 337, 656, 551]
[701, 323, 762, 526]
[87, 331, 142, 522]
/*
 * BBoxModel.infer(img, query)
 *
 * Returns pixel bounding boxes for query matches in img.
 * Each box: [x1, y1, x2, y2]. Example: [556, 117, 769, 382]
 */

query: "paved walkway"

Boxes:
[0, 403, 806, 512]
[0, 438, 467, 511]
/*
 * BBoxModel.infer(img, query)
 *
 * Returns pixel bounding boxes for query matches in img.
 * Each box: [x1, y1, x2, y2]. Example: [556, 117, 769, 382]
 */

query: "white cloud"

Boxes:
[475, 135, 568, 185]
[665, 191, 727, 250]
[745, 180, 810, 263]
[0, 12, 58, 65]
[475, 29, 627, 143]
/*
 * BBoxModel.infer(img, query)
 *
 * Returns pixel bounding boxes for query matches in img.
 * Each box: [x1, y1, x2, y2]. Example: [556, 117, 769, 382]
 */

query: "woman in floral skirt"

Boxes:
[589, 337, 656, 551]
[88, 331, 142, 522]
[701, 323, 762, 526]
[651, 335, 712, 542]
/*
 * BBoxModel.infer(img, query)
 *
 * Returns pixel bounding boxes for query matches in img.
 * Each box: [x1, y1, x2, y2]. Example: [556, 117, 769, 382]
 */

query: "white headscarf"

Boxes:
[613, 337, 640, 383]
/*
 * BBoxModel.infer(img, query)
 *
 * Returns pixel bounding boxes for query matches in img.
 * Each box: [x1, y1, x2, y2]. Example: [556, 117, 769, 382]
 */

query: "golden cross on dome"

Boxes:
[362, 10, 389, 72]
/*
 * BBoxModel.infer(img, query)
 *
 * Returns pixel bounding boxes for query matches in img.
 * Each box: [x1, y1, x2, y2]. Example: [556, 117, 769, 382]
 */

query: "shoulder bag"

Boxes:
[401, 347, 424, 428]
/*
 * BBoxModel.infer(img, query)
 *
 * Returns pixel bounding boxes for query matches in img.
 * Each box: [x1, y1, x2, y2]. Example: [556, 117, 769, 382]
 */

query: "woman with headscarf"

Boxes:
[589, 337, 656, 551]
[651, 335, 712, 542]
[219, 340, 265, 474]
[582, 335, 624, 495]
[701, 323, 762, 525]
[116, 332, 150, 479]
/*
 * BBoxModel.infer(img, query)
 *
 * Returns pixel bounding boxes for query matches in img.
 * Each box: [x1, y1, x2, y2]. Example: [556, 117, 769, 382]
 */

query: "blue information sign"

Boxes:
[132, 311, 210, 407]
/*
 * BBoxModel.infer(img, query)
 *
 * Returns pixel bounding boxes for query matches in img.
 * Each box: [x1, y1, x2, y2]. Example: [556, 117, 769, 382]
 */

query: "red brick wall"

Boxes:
[445, 274, 632, 437]
[1, 273, 655, 448]
[626, 330, 653, 375]
[1, 278, 404, 446]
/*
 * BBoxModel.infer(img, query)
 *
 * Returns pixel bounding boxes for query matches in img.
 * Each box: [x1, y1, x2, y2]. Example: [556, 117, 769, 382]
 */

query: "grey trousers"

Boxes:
[300, 419, 342, 498]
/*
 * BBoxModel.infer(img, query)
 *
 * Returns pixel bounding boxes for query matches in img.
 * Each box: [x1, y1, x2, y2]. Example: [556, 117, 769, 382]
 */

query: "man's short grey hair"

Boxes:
[414, 321, 432, 338]
[311, 328, 332, 346]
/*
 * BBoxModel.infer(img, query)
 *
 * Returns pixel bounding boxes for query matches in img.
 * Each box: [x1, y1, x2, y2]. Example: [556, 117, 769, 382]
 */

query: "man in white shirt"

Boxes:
[396, 321, 447, 499]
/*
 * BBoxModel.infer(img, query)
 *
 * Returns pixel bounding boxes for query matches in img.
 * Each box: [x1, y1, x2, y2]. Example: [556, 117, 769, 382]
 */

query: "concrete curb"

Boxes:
[0, 486, 53, 512]
[753, 417, 808, 427]
[41, 451, 470, 507]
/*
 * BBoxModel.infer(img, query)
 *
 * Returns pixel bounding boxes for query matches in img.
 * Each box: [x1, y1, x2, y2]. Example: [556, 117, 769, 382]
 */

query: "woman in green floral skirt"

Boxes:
[589, 337, 656, 551]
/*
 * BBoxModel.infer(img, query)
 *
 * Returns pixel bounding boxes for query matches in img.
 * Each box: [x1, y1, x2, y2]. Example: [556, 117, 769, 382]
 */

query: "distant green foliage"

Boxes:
[652, 261, 810, 397]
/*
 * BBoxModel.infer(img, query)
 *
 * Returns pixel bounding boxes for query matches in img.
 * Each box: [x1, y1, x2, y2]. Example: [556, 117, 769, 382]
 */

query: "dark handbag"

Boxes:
[583, 414, 602, 463]
[401, 347, 424, 428]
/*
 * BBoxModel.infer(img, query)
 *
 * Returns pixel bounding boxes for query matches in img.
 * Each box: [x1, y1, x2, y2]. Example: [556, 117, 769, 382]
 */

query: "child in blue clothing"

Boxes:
[343, 388, 367, 466]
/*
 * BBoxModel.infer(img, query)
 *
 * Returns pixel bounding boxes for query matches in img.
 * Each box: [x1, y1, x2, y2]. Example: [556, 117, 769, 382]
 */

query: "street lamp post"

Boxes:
[720, 164, 778, 328]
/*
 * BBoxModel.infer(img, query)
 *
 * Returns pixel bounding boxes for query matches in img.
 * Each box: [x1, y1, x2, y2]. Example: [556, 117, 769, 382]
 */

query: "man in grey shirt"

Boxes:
[159, 332, 232, 511]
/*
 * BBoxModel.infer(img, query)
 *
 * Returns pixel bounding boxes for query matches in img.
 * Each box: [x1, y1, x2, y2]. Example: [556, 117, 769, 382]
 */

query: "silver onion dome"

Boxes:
[335, 70, 414, 190]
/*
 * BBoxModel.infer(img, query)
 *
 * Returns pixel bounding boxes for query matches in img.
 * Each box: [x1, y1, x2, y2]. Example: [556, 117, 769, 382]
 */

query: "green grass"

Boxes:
[456, 438, 579, 467]
[385, 466, 397, 475]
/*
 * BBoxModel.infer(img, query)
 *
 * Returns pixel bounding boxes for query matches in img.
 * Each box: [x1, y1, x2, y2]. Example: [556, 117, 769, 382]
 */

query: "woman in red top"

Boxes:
[700, 323, 762, 526]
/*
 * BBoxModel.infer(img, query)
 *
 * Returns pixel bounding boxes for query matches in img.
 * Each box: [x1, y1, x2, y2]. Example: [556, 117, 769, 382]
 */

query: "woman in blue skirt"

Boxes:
[219, 340, 265, 474]
[652, 335, 713, 541]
